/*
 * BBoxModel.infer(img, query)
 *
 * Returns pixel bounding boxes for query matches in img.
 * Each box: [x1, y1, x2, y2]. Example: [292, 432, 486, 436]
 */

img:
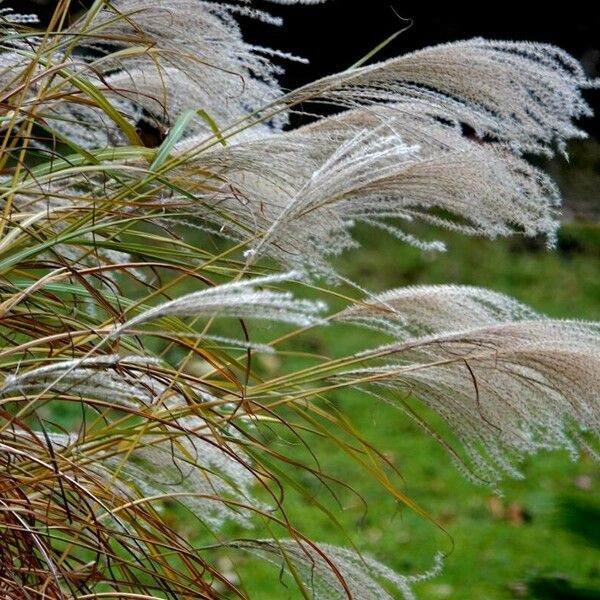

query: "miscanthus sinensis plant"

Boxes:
[0, 0, 598, 597]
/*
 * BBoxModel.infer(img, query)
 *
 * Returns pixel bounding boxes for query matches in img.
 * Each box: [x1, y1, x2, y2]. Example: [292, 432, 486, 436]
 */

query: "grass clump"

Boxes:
[0, 1, 598, 598]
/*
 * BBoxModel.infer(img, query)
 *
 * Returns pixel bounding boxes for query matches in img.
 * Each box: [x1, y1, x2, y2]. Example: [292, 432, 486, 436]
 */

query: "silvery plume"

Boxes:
[335, 286, 600, 483]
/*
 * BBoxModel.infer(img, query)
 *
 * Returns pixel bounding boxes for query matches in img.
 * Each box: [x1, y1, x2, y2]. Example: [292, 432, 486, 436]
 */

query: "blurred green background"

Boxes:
[212, 219, 600, 600]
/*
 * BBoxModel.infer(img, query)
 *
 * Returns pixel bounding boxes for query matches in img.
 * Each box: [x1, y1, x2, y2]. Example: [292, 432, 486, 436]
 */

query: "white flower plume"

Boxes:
[0, 355, 163, 409]
[171, 101, 564, 273]
[335, 284, 540, 338]
[0, 0, 301, 148]
[235, 539, 444, 600]
[289, 38, 597, 155]
[338, 309, 600, 483]
[114, 272, 326, 334]
[2, 354, 262, 528]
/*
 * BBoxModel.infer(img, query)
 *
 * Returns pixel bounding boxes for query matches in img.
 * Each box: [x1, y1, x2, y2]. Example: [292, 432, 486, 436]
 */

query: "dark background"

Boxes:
[9, 2, 600, 82]
[7, 1, 600, 125]
[5, 0, 600, 215]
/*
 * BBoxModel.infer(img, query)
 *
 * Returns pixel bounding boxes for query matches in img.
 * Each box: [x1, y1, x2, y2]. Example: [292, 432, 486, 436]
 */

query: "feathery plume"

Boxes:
[2, 2, 598, 595]
[171, 101, 562, 274]
[113, 272, 327, 334]
[0, 7, 38, 25]
[0, 0, 297, 149]
[2, 353, 262, 527]
[109, 431, 261, 527]
[60, 0, 295, 140]
[340, 319, 600, 482]
[1, 355, 170, 409]
[289, 39, 597, 155]
[335, 284, 540, 338]
[236, 539, 444, 600]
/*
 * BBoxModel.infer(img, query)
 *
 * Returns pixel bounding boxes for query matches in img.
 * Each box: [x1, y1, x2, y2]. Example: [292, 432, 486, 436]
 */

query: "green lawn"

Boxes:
[205, 222, 600, 599]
